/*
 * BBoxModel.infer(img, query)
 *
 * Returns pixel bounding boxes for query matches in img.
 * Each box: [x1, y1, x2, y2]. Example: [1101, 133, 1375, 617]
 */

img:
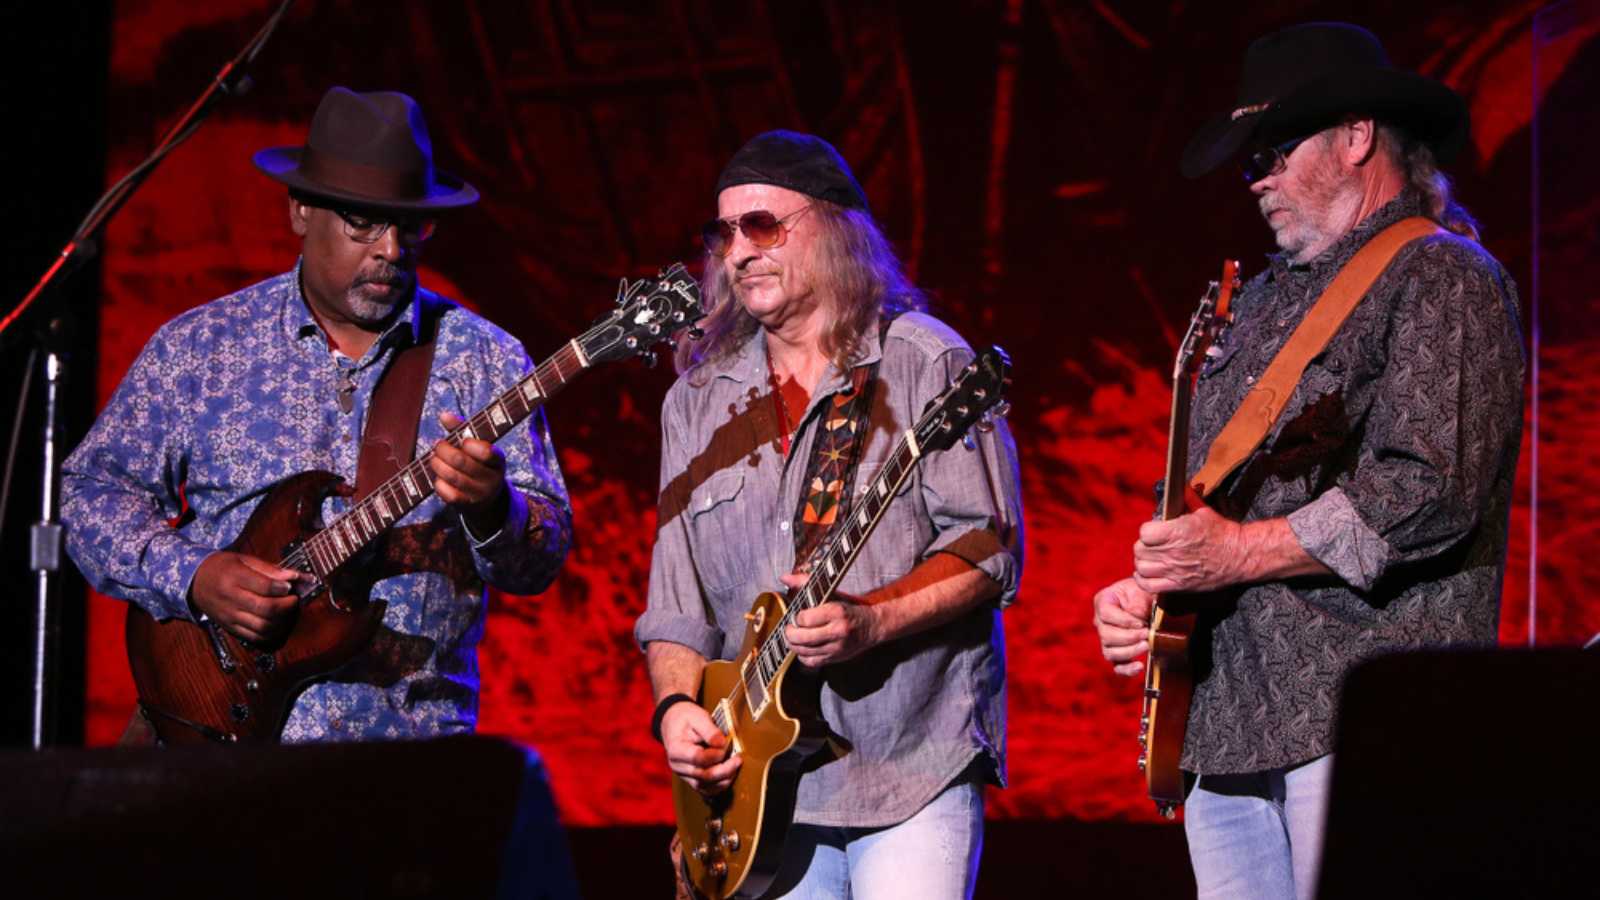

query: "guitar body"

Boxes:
[124, 470, 387, 744]
[673, 590, 829, 899]
[1140, 601, 1196, 815]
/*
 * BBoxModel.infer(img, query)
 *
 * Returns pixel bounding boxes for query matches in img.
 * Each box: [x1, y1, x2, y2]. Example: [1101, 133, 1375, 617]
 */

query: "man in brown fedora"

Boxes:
[1091, 22, 1524, 899]
[62, 87, 573, 742]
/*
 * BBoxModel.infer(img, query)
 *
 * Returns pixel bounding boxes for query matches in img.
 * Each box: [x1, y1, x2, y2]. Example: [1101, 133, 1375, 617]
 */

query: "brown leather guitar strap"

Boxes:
[355, 305, 439, 502]
[1190, 216, 1445, 498]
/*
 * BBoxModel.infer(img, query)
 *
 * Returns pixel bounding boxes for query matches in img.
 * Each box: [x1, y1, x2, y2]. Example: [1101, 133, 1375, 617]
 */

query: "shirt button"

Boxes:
[779, 521, 790, 532]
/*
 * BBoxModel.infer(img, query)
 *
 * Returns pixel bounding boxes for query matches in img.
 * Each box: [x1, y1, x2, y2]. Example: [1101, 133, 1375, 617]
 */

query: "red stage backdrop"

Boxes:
[82, 1, 1597, 826]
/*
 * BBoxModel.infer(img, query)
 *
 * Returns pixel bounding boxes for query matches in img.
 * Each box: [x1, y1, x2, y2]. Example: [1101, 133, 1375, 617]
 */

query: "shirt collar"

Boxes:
[283, 256, 425, 361]
[703, 316, 885, 394]
[1267, 189, 1426, 281]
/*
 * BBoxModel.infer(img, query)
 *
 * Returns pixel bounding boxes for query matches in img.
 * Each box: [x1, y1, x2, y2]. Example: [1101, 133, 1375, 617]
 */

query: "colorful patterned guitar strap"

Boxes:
[789, 318, 893, 570]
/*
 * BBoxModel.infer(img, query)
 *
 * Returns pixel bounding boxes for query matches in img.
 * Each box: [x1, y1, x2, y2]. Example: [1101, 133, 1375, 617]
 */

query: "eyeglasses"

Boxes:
[700, 205, 812, 257]
[332, 207, 437, 247]
[1240, 136, 1310, 184]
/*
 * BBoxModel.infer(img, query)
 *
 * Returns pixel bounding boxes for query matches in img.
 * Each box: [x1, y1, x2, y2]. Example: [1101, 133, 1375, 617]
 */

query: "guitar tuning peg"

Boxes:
[962, 432, 977, 451]
[975, 416, 996, 434]
[688, 326, 705, 340]
[993, 400, 1012, 419]
[641, 350, 658, 368]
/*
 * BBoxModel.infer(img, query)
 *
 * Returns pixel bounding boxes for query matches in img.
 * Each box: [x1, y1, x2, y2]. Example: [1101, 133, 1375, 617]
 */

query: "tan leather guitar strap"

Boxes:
[355, 305, 439, 502]
[1190, 216, 1444, 498]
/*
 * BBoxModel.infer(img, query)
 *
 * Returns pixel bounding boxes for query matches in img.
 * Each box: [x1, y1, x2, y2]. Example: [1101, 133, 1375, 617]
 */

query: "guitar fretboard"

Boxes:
[285, 341, 590, 579]
[743, 433, 924, 695]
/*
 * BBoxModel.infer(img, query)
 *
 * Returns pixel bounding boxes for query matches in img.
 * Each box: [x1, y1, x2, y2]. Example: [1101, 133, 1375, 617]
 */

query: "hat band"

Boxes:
[1231, 102, 1272, 121]
[299, 146, 430, 201]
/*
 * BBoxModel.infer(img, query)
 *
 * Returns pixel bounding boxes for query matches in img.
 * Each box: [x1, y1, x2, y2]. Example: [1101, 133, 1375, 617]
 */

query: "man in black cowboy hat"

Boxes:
[62, 87, 573, 742]
[1092, 22, 1523, 899]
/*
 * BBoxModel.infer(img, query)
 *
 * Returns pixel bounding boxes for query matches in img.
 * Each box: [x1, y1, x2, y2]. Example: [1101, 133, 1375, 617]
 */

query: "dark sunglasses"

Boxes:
[1240, 136, 1311, 184]
[700, 205, 812, 257]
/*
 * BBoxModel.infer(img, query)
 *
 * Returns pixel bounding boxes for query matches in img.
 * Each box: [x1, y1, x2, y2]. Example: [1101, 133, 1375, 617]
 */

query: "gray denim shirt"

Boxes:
[636, 311, 1024, 828]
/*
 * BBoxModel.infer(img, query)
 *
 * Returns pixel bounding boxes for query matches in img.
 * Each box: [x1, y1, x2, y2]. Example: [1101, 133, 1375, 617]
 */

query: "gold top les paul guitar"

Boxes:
[1138, 259, 1239, 817]
[126, 265, 704, 744]
[674, 346, 1012, 900]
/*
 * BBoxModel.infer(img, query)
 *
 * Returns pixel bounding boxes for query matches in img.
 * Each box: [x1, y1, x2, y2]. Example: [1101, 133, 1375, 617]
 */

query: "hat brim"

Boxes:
[1180, 67, 1468, 178]
[253, 147, 480, 211]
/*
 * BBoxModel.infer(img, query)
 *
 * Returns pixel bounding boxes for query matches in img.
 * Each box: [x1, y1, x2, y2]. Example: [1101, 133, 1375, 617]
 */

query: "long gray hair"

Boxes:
[675, 199, 927, 379]
[1379, 124, 1481, 241]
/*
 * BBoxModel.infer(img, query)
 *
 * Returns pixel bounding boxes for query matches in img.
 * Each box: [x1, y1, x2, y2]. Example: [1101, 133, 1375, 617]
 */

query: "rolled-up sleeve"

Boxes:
[1289, 239, 1524, 592]
[913, 346, 1026, 605]
[634, 386, 727, 658]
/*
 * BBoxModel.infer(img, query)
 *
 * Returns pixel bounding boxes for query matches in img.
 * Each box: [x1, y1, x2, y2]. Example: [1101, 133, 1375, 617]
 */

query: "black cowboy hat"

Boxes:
[1181, 22, 1468, 178]
[254, 87, 478, 210]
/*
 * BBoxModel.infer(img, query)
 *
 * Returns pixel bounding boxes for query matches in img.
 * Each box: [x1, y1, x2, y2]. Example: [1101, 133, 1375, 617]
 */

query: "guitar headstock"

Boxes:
[578, 263, 706, 366]
[913, 345, 1012, 453]
[1173, 259, 1240, 384]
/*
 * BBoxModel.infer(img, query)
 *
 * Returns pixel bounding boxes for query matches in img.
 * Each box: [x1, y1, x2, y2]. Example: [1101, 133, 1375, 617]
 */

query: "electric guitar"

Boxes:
[1138, 259, 1239, 816]
[674, 346, 1013, 899]
[125, 265, 704, 744]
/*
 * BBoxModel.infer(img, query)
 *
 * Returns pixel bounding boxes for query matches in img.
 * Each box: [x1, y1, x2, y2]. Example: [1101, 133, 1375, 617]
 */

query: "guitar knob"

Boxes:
[709, 861, 728, 879]
[706, 817, 723, 835]
[722, 831, 740, 852]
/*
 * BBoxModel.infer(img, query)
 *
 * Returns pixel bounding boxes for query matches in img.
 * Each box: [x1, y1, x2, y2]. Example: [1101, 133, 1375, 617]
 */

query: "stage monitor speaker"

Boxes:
[0, 734, 578, 899]
[1317, 648, 1600, 899]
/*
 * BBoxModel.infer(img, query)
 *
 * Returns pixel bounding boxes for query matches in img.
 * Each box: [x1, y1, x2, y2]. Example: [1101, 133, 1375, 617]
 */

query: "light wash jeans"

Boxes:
[764, 772, 985, 900]
[1184, 754, 1335, 900]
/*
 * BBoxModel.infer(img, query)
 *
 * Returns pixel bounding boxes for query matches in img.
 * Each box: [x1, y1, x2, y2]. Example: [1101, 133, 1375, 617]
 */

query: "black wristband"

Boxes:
[651, 693, 696, 743]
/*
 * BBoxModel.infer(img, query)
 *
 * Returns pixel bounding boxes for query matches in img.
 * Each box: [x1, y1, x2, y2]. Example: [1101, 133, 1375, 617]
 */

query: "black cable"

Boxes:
[0, 346, 42, 552]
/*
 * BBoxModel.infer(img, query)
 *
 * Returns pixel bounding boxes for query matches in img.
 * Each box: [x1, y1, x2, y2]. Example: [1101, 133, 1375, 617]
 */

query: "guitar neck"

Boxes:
[1159, 370, 1194, 522]
[292, 340, 591, 578]
[750, 431, 923, 677]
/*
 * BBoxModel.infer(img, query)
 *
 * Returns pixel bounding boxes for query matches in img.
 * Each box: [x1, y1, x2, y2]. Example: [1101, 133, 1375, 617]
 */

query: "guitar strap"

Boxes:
[355, 297, 441, 502]
[1190, 216, 1445, 498]
[788, 317, 893, 569]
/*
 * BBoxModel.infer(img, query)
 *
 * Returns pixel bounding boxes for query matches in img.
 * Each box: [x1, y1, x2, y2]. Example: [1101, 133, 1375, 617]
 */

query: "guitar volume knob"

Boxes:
[722, 831, 740, 852]
[692, 843, 709, 861]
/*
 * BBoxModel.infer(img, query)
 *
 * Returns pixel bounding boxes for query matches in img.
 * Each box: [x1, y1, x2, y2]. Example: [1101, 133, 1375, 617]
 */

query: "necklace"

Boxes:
[767, 356, 802, 457]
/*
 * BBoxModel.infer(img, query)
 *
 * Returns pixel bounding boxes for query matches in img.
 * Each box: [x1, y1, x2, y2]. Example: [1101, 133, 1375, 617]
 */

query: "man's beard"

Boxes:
[345, 265, 413, 325]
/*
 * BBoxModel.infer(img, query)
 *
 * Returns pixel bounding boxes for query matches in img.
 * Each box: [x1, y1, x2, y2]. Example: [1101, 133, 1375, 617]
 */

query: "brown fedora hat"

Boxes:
[254, 86, 479, 210]
[1181, 22, 1468, 179]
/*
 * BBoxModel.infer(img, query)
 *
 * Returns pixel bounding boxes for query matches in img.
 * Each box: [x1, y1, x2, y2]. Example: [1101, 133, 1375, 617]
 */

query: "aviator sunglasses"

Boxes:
[1240, 135, 1311, 184]
[700, 205, 813, 257]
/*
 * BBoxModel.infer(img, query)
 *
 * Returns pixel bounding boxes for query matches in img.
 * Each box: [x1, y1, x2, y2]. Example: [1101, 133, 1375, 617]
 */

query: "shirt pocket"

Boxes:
[687, 469, 755, 595]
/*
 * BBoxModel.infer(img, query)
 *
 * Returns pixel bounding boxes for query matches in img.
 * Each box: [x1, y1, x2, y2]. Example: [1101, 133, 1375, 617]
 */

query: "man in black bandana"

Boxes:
[637, 131, 1024, 899]
[1092, 23, 1524, 900]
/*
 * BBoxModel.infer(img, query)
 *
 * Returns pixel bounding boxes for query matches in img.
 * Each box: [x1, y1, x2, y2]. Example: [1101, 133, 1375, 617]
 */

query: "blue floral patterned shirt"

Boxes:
[62, 263, 572, 741]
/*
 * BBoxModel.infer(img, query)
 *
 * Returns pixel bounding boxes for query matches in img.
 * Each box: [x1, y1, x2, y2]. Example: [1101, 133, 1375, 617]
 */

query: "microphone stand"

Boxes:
[0, 0, 296, 750]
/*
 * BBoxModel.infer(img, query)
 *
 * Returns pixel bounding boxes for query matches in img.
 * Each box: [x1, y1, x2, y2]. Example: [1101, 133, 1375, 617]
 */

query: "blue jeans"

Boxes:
[1184, 754, 1334, 900]
[764, 772, 985, 900]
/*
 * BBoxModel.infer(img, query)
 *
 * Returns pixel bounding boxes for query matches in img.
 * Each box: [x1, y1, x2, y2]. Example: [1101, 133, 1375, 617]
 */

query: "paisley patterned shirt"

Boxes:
[1181, 192, 1525, 774]
[62, 263, 572, 741]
